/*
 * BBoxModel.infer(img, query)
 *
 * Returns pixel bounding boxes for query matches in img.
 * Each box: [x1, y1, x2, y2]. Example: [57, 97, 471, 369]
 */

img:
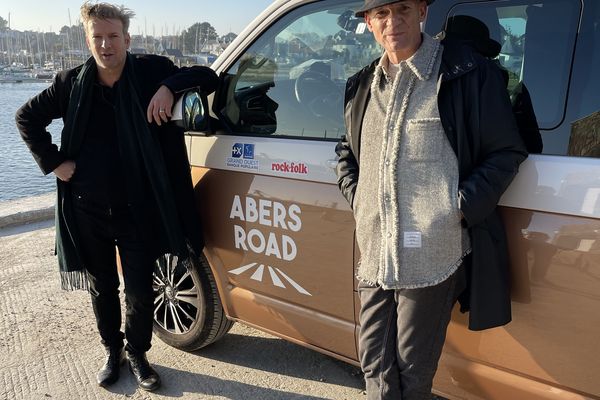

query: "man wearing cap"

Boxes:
[335, 1, 527, 398]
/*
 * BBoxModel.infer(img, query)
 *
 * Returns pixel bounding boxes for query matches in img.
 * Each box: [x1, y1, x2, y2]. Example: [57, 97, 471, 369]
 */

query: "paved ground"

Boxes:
[0, 221, 365, 400]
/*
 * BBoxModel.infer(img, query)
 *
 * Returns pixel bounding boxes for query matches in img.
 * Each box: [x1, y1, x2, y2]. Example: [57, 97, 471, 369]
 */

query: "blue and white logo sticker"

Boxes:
[227, 143, 259, 170]
[243, 144, 254, 159]
[232, 143, 243, 158]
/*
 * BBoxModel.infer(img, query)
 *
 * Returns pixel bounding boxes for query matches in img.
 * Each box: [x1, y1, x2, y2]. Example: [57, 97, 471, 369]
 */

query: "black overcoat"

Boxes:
[16, 54, 218, 271]
[335, 38, 528, 330]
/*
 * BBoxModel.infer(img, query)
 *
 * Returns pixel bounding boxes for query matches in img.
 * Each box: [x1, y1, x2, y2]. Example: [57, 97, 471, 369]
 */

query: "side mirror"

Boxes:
[171, 90, 211, 134]
[184, 91, 210, 132]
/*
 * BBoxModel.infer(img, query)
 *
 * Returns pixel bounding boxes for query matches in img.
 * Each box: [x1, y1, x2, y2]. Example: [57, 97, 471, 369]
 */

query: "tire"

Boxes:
[152, 250, 233, 351]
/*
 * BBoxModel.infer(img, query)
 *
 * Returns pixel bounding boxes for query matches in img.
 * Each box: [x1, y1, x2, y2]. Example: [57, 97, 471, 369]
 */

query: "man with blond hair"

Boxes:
[335, 0, 527, 398]
[16, 2, 218, 391]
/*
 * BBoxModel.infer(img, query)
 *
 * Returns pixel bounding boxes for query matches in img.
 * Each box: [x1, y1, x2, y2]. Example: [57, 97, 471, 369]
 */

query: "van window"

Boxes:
[215, 1, 381, 139]
[566, 1, 600, 158]
[447, 0, 579, 132]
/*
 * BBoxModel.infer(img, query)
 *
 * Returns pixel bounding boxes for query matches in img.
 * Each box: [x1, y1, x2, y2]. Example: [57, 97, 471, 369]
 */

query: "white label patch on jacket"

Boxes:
[403, 232, 422, 248]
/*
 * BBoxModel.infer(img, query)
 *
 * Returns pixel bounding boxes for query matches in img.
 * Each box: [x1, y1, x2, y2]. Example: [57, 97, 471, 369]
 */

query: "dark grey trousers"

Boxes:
[358, 267, 466, 400]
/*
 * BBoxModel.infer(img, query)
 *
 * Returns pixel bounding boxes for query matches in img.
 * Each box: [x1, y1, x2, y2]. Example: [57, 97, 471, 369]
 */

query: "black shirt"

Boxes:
[70, 82, 128, 207]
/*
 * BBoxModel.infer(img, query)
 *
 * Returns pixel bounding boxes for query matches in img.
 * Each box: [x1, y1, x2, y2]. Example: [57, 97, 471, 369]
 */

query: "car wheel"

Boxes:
[152, 250, 233, 351]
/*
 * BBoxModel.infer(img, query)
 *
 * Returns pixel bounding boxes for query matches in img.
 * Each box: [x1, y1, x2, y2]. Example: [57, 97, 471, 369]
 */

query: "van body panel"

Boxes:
[500, 154, 600, 219]
[188, 135, 339, 184]
[190, 156, 357, 360]
[174, 0, 600, 398]
[434, 350, 594, 400]
[436, 206, 600, 398]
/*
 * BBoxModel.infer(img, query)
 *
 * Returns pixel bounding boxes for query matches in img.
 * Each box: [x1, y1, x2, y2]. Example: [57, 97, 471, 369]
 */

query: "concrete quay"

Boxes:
[0, 192, 55, 229]
[0, 193, 365, 400]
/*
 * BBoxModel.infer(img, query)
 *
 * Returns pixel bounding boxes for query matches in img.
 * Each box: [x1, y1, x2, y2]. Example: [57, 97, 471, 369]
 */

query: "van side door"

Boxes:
[188, 0, 380, 362]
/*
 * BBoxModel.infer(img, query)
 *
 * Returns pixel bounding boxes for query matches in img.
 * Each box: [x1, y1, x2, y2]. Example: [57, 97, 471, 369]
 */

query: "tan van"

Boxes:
[154, 0, 600, 398]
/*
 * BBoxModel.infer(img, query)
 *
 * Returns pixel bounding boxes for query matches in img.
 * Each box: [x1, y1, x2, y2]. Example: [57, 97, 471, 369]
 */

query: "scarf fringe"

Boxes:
[59, 249, 194, 292]
[60, 270, 89, 291]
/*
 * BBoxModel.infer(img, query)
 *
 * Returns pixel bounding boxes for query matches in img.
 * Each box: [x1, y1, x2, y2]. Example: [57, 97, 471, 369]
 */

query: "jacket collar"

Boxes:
[438, 35, 478, 81]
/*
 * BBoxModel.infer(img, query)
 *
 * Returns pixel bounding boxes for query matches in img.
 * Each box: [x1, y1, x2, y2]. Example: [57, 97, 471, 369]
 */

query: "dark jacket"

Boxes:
[335, 38, 528, 330]
[15, 54, 218, 268]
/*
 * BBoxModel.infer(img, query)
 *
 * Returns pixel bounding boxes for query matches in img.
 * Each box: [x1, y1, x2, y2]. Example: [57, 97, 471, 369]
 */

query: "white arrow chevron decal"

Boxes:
[228, 262, 311, 296]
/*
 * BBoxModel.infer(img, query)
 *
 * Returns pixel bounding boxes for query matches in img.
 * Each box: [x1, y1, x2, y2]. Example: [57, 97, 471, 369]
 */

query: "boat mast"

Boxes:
[7, 13, 11, 67]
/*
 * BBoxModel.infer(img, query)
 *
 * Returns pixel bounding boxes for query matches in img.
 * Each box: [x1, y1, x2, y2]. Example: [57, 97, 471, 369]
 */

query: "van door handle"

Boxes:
[326, 159, 338, 169]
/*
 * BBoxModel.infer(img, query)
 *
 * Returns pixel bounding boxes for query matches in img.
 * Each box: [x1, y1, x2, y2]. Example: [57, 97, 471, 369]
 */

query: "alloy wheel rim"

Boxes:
[153, 254, 200, 335]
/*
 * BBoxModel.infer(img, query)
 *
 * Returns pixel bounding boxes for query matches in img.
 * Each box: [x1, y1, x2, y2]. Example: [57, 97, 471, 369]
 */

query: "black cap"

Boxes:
[355, 0, 435, 17]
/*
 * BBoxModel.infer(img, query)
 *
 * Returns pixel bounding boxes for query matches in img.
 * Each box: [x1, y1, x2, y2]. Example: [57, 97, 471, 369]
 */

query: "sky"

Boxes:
[2, 0, 275, 36]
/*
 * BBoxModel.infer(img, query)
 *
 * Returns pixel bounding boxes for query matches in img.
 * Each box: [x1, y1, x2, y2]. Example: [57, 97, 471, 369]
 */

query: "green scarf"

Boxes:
[57, 54, 189, 290]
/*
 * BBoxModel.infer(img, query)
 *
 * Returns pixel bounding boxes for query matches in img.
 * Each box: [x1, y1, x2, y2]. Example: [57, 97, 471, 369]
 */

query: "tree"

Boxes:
[0, 15, 8, 31]
[182, 22, 217, 54]
[220, 32, 237, 44]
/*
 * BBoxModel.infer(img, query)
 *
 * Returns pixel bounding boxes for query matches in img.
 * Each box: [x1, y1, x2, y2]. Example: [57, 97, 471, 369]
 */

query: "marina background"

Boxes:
[0, 1, 274, 201]
[0, 81, 61, 201]
[4, 1, 273, 39]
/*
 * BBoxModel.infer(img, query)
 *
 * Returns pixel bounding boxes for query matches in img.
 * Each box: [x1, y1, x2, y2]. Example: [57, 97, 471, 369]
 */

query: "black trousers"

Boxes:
[73, 195, 157, 354]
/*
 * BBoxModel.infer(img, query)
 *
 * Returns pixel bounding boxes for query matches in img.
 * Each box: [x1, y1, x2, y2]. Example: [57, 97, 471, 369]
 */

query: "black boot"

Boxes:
[127, 351, 161, 391]
[97, 347, 125, 387]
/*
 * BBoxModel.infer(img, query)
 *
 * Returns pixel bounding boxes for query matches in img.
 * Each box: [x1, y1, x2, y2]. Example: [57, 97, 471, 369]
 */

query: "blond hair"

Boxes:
[80, 1, 135, 34]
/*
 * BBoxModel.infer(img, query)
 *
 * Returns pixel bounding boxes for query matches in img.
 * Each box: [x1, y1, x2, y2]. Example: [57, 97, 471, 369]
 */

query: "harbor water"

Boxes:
[0, 81, 62, 202]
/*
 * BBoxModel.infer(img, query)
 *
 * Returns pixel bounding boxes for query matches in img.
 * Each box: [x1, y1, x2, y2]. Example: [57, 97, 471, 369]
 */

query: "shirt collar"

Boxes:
[375, 33, 441, 82]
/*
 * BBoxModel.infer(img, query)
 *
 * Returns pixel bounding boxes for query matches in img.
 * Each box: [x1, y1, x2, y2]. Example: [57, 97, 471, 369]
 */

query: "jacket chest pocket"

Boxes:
[405, 118, 445, 162]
